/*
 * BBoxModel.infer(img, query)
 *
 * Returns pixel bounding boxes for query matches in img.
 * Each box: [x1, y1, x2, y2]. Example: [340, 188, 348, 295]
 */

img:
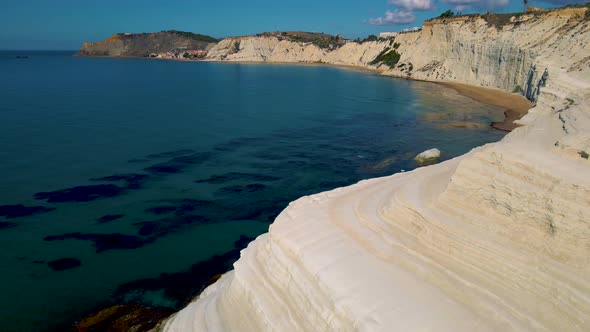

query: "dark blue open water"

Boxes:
[0, 51, 505, 331]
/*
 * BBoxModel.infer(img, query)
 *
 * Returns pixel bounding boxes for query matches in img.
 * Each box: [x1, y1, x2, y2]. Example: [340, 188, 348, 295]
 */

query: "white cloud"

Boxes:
[538, 0, 587, 4]
[387, 0, 436, 11]
[441, 0, 509, 10]
[366, 0, 517, 27]
[442, 0, 477, 12]
[368, 9, 416, 25]
[482, 0, 510, 9]
[443, 0, 479, 4]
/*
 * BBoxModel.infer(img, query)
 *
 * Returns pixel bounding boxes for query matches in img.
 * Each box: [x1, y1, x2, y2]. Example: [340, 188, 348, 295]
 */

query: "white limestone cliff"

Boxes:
[205, 36, 388, 67]
[165, 7, 590, 331]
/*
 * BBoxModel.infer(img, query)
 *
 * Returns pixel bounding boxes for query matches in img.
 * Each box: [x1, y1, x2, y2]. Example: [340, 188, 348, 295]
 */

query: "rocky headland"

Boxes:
[78, 5, 590, 332]
[77, 30, 217, 57]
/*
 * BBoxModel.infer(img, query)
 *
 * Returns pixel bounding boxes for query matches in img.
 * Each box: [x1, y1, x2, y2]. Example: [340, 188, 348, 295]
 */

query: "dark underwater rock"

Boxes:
[48, 258, 81, 271]
[77, 235, 255, 331]
[97, 214, 125, 224]
[212, 136, 269, 152]
[91, 174, 148, 183]
[145, 152, 212, 174]
[0, 204, 55, 218]
[170, 153, 211, 165]
[134, 215, 211, 238]
[34, 184, 124, 203]
[35, 173, 150, 204]
[229, 199, 287, 222]
[217, 183, 267, 194]
[112, 235, 253, 310]
[0, 222, 17, 229]
[144, 199, 213, 216]
[44, 232, 153, 253]
[145, 206, 178, 215]
[127, 158, 150, 163]
[144, 164, 181, 174]
[234, 234, 254, 248]
[91, 173, 149, 189]
[145, 149, 195, 159]
[75, 304, 174, 332]
[195, 172, 281, 184]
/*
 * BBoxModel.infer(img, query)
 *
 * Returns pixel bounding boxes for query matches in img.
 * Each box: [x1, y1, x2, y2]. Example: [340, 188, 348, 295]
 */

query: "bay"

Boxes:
[0, 51, 505, 331]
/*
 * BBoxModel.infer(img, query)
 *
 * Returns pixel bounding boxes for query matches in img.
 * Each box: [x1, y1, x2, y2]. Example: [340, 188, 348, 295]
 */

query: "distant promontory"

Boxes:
[77, 30, 218, 57]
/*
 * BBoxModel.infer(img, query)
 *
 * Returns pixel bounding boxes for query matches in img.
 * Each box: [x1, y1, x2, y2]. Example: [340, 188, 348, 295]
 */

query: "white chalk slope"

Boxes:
[165, 7, 590, 331]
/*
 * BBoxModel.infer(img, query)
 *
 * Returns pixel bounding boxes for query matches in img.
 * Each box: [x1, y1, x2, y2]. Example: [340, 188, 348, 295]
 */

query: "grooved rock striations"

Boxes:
[164, 7, 590, 332]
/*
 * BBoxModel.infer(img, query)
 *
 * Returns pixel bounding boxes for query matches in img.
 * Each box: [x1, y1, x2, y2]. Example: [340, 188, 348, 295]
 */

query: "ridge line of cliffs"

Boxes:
[78, 5, 590, 332]
[78, 7, 588, 106]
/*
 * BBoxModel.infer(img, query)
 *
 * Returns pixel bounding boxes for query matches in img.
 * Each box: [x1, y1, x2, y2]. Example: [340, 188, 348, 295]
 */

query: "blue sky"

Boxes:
[0, 0, 585, 49]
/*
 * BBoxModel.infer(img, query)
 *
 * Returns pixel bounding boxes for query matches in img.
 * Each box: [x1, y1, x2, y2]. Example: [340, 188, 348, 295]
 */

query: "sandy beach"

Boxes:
[438, 81, 533, 131]
[98, 55, 526, 131]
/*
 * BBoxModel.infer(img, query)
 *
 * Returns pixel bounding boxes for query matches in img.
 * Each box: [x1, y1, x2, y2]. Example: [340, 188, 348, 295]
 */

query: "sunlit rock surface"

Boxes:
[415, 148, 441, 165]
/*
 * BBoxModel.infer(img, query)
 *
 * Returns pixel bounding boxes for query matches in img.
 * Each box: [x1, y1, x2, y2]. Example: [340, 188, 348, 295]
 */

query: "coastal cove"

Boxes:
[160, 6, 590, 332]
[72, 53, 535, 132]
[0, 53, 510, 332]
[0, 2, 586, 331]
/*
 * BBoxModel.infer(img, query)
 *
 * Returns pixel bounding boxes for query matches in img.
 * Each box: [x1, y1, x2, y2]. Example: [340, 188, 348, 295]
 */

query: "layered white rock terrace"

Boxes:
[165, 7, 590, 331]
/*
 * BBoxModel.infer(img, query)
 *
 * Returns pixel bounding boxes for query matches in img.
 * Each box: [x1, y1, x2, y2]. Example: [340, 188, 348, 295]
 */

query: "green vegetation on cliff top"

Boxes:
[256, 31, 346, 49]
[428, 3, 590, 28]
[162, 30, 218, 43]
[115, 30, 218, 43]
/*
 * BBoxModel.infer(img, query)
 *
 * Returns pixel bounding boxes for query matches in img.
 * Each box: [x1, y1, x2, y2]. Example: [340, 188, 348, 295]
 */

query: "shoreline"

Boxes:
[78, 8, 590, 330]
[205, 59, 385, 74]
[72, 57, 534, 331]
[437, 81, 533, 131]
[211, 62, 534, 130]
[206, 60, 534, 131]
[77, 54, 532, 131]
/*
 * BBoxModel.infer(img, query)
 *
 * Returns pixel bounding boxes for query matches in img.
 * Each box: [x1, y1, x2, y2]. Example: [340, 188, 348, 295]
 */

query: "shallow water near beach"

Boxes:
[0, 51, 505, 331]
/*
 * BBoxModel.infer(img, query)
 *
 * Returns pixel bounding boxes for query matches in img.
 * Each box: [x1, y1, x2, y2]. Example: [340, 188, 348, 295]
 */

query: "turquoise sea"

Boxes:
[0, 51, 505, 331]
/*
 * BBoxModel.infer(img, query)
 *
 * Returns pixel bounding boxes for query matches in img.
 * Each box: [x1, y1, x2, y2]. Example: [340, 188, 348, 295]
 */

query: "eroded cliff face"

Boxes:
[206, 36, 388, 67]
[206, 8, 587, 107]
[78, 31, 217, 57]
[386, 9, 588, 101]
[165, 7, 590, 332]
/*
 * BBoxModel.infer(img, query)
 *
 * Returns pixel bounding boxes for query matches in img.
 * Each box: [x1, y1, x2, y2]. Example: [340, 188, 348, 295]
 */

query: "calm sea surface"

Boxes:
[0, 51, 505, 331]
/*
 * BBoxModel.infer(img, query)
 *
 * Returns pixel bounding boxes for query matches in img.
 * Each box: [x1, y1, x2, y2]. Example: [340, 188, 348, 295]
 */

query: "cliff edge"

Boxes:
[77, 31, 217, 57]
[164, 6, 590, 332]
